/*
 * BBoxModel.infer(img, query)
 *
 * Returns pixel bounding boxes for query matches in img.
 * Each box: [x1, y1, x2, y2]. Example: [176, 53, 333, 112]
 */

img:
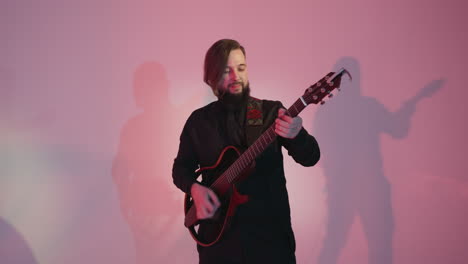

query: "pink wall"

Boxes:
[1, 0, 467, 263]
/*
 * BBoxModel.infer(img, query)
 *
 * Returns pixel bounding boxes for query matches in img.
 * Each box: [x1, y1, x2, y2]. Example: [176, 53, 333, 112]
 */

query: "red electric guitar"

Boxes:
[184, 68, 351, 246]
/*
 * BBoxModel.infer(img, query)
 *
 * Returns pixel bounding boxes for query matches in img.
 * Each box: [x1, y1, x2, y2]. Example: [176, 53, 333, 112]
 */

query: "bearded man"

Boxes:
[172, 39, 320, 264]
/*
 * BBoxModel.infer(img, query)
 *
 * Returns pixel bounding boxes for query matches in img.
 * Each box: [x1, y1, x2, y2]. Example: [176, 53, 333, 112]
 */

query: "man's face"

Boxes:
[217, 49, 249, 95]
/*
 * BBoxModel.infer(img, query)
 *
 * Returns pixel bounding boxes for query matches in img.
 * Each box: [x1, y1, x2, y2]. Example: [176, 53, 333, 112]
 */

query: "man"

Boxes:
[172, 39, 320, 264]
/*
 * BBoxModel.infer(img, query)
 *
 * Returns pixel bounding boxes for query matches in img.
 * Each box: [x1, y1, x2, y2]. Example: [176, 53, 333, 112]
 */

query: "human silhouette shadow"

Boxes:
[0, 66, 14, 125]
[314, 57, 444, 264]
[0, 217, 38, 264]
[112, 61, 197, 263]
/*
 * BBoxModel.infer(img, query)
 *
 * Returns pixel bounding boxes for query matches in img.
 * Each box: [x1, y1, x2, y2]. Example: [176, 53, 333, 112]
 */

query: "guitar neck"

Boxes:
[211, 98, 307, 188]
[209, 69, 350, 190]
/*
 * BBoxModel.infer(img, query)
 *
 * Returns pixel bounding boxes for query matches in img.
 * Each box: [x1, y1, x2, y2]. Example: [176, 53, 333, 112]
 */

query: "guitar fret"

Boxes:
[227, 168, 232, 183]
[247, 149, 253, 161]
[232, 167, 237, 181]
[234, 162, 240, 178]
[220, 176, 226, 187]
[254, 143, 260, 156]
[224, 172, 229, 184]
[228, 167, 234, 182]
[224, 176, 228, 186]
[232, 169, 236, 182]
[238, 155, 243, 166]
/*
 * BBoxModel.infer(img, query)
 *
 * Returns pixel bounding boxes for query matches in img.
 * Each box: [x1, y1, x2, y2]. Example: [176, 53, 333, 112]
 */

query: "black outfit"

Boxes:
[172, 97, 320, 264]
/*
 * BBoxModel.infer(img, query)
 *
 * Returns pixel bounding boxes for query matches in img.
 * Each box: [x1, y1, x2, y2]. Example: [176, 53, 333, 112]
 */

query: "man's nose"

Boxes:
[230, 70, 239, 81]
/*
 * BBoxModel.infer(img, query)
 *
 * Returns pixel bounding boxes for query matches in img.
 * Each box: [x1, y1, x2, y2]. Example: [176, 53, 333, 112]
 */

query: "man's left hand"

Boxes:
[275, 108, 302, 139]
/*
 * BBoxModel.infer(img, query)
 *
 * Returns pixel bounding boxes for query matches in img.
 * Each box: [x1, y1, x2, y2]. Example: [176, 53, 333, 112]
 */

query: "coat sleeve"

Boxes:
[276, 102, 321, 167]
[172, 113, 199, 195]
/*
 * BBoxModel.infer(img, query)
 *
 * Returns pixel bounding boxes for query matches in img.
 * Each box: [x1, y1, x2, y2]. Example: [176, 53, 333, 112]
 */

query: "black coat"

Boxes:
[172, 98, 320, 264]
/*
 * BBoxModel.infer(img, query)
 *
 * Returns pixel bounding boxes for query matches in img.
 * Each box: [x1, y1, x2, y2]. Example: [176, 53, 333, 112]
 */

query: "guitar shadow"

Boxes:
[313, 57, 444, 264]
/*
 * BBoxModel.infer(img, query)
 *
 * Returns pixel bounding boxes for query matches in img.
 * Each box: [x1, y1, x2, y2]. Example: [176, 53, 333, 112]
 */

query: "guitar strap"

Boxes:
[245, 97, 264, 146]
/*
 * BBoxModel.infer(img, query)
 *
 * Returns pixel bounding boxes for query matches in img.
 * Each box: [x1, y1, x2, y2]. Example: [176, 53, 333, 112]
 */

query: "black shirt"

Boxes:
[172, 98, 320, 263]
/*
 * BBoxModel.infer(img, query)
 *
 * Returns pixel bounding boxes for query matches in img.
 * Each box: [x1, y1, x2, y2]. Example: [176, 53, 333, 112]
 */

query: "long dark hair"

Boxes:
[203, 39, 246, 96]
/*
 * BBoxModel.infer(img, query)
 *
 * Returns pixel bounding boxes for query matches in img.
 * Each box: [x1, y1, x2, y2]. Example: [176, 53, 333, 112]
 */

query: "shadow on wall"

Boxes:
[112, 61, 197, 264]
[0, 66, 14, 125]
[313, 57, 444, 264]
[0, 68, 37, 264]
[0, 217, 38, 264]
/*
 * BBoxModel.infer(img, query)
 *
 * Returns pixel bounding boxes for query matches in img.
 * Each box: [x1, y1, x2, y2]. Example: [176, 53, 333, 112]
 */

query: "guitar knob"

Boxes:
[320, 101, 326, 105]
[328, 93, 334, 98]
[321, 88, 326, 93]
[313, 95, 318, 100]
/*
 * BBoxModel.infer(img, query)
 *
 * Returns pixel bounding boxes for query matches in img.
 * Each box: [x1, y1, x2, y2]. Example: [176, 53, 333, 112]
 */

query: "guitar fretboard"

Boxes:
[210, 97, 307, 189]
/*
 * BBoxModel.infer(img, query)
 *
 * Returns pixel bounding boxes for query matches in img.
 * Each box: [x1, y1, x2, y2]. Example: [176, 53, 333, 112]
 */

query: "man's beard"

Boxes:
[218, 83, 251, 111]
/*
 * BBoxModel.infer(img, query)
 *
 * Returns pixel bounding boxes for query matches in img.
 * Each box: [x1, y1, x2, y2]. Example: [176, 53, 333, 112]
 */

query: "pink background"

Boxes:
[1, 0, 467, 263]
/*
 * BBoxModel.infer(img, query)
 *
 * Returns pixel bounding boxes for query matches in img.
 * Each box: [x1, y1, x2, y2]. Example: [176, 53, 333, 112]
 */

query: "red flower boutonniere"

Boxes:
[247, 109, 262, 120]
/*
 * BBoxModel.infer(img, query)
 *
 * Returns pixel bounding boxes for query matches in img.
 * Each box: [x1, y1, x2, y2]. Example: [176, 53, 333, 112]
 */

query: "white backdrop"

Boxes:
[1, 0, 467, 263]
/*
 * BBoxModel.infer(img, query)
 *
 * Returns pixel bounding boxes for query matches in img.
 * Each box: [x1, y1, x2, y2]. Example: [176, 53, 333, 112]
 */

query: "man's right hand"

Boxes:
[190, 183, 221, 220]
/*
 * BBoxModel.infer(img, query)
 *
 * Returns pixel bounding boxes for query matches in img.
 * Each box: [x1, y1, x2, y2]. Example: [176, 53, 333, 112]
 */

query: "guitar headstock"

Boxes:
[302, 68, 351, 105]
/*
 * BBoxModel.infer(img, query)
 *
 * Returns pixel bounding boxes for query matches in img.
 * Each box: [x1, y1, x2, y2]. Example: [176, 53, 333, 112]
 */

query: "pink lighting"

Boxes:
[1, 0, 467, 263]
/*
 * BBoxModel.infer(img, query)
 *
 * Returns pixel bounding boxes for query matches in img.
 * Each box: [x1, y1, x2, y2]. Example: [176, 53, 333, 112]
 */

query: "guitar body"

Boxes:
[184, 146, 252, 247]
